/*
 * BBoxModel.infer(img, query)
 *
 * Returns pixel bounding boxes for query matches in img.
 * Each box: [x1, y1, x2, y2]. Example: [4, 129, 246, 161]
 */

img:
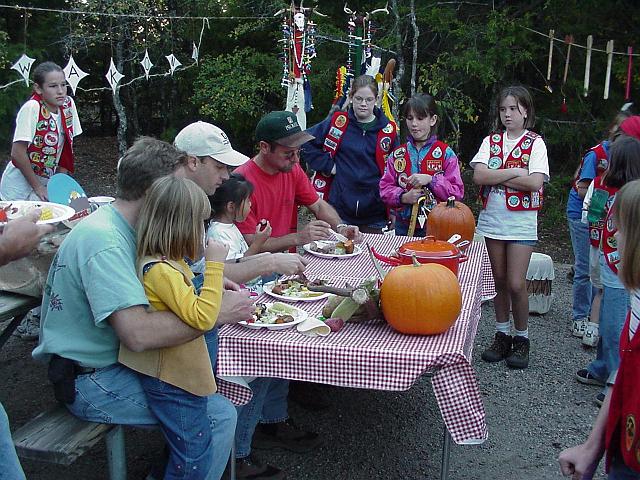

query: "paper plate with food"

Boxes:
[239, 302, 308, 330]
[263, 278, 331, 302]
[0, 200, 75, 225]
[303, 239, 363, 259]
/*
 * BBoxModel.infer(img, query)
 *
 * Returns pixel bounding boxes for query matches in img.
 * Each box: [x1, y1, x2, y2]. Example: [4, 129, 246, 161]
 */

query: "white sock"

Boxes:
[514, 328, 529, 338]
[496, 322, 510, 335]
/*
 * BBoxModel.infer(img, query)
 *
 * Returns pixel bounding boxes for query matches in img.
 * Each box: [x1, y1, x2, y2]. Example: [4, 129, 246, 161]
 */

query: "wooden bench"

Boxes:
[12, 405, 126, 480]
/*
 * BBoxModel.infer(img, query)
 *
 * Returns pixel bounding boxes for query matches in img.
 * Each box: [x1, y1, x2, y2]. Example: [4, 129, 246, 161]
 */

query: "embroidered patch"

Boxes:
[426, 160, 441, 172]
[598, 158, 609, 170]
[40, 105, 51, 119]
[511, 147, 522, 159]
[394, 157, 406, 173]
[432, 146, 443, 159]
[488, 157, 502, 169]
[314, 178, 327, 189]
[490, 143, 501, 156]
[323, 138, 338, 150]
[36, 120, 48, 131]
[334, 114, 347, 128]
[521, 195, 531, 209]
[382, 123, 394, 134]
[43, 155, 56, 168]
[507, 195, 520, 207]
[521, 138, 532, 150]
[42, 146, 56, 155]
[49, 118, 57, 131]
[491, 134, 501, 143]
[380, 136, 391, 152]
[607, 217, 615, 232]
[521, 154, 530, 165]
[29, 152, 41, 163]
[393, 147, 406, 159]
[607, 236, 617, 249]
[32, 135, 43, 148]
[328, 126, 343, 139]
[607, 251, 620, 264]
[626, 415, 636, 451]
[398, 172, 408, 188]
[44, 132, 58, 147]
[531, 192, 540, 208]
[590, 230, 600, 241]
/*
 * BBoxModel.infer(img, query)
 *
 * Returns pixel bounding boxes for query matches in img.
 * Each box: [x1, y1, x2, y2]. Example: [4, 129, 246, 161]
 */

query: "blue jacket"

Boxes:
[302, 107, 399, 227]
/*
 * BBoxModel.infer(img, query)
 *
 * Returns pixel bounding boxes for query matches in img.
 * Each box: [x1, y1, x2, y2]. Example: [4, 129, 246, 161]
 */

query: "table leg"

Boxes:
[228, 441, 236, 480]
[0, 315, 24, 350]
[440, 429, 451, 480]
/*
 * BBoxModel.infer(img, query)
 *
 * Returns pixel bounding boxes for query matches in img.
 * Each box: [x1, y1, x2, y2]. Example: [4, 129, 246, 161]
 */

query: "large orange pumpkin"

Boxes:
[380, 261, 462, 335]
[426, 196, 475, 248]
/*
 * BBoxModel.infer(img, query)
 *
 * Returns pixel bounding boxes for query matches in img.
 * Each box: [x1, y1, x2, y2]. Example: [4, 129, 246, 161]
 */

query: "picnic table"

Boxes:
[0, 292, 40, 350]
[217, 233, 494, 480]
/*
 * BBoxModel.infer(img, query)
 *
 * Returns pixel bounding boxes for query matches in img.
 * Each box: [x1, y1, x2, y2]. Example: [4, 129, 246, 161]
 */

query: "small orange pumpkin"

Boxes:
[380, 260, 462, 335]
[426, 196, 475, 248]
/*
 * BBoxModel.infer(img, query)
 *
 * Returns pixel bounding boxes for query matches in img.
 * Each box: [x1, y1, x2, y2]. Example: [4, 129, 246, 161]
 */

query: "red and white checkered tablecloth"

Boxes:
[217, 234, 490, 445]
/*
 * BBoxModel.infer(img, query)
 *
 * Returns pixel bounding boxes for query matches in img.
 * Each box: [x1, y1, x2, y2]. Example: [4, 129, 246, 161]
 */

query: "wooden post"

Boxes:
[626, 46, 633, 100]
[604, 40, 614, 100]
[583, 35, 593, 97]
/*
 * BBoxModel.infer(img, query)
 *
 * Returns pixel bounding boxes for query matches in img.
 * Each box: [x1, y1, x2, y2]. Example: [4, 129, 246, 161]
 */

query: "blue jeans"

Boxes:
[205, 328, 219, 375]
[0, 401, 25, 480]
[568, 217, 593, 321]
[68, 364, 236, 480]
[140, 375, 212, 479]
[234, 378, 289, 458]
[587, 286, 630, 385]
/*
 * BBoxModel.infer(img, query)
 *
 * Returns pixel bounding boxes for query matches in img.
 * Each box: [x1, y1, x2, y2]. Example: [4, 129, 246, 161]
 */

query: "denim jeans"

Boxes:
[568, 217, 593, 320]
[68, 363, 236, 480]
[140, 375, 212, 479]
[205, 328, 219, 374]
[587, 286, 630, 385]
[0, 401, 25, 480]
[234, 378, 289, 458]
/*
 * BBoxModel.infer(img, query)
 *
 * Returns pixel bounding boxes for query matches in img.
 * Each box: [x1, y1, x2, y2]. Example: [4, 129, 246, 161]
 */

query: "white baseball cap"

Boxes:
[174, 121, 249, 167]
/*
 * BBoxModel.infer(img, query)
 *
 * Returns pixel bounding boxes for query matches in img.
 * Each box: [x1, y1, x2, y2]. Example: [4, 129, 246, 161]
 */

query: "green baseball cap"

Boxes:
[255, 111, 315, 148]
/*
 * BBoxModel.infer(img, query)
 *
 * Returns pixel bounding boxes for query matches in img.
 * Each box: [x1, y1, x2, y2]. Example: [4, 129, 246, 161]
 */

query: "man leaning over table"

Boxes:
[227, 111, 362, 479]
[33, 137, 255, 480]
[0, 211, 54, 480]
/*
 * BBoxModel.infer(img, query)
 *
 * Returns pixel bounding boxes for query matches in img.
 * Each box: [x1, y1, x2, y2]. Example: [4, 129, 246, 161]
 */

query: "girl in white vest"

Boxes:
[470, 85, 549, 369]
[0, 61, 82, 201]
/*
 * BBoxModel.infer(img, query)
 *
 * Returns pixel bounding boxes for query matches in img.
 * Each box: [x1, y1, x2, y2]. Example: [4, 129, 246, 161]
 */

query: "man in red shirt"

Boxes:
[235, 110, 359, 252]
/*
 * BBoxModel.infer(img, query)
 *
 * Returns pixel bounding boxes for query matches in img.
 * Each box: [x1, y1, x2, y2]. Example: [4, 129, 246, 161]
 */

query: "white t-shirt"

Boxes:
[470, 130, 549, 241]
[630, 289, 640, 340]
[0, 97, 83, 201]
[206, 221, 249, 260]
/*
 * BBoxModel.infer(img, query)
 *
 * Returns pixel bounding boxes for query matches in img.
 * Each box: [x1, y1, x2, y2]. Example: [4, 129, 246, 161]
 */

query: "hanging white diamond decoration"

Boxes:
[11, 54, 36, 86]
[105, 58, 124, 94]
[140, 49, 153, 80]
[63, 55, 89, 95]
[165, 54, 182, 75]
[192, 43, 199, 64]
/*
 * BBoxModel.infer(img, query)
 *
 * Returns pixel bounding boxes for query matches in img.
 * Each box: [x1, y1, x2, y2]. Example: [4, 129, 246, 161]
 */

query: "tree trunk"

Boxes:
[410, 0, 419, 96]
[113, 28, 128, 157]
[390, 0, 405, 122]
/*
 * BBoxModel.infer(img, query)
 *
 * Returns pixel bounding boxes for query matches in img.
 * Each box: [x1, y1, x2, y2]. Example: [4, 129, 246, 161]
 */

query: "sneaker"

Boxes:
[13, 311, 40, 340]
[595, 392, 606, 408]
[582, 322, 600, 347]
[481, 332, 512, 363]
[252, 419, 320, 453]
[505, 336, 530, 369]
[572, 318, 588, 338]
[233, 455, 285, 480]
[575, 369, 605, 386]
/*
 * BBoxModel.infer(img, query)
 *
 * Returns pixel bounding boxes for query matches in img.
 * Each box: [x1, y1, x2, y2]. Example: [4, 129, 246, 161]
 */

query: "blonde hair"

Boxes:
[137, 176, 211, 261]
[614, 179, 640, 290]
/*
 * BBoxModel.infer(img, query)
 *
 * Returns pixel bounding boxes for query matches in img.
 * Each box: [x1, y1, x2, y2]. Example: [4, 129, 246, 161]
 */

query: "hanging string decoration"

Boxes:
[11, 54, 36, 86]
[141, 49, 154, 79]
[63, 56, 89, 94]
[105, 58, 124, 94]
[165, 54, 182, 75]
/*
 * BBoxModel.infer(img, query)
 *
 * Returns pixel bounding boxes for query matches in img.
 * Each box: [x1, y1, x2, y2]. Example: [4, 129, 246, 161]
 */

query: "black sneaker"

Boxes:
[233, 455, 285, 480]
[595, 392, 606, 408]
[505, 336, 530, 369]
[481, 332, 512, 362]
[576, 369, 605, 387]
[252, 419, 320, 453]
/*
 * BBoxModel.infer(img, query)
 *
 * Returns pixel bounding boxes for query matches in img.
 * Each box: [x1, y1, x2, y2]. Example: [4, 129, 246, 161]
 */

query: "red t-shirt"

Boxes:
[235, 158, 319, 242]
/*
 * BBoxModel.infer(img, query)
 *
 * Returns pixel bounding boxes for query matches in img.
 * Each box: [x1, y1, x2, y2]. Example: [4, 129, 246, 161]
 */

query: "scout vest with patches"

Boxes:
[605, 312, 640, 473]
[14, 93, 76, 178]
[602, 199, 621, 274]
[118, 257, 217, 397]
[573, 143, 608, 193]
[588, 176, 618, 248]
[311, 111, 397, 199]
[479, 131, 543, 211]
[389, 140, 448, 190]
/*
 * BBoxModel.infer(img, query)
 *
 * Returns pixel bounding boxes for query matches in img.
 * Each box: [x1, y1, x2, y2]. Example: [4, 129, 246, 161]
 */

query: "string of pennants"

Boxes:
[524, 27, 638, 105]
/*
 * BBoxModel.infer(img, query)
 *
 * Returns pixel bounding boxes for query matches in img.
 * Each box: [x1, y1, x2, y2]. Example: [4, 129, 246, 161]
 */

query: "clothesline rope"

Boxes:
[524, 26, 640, 57]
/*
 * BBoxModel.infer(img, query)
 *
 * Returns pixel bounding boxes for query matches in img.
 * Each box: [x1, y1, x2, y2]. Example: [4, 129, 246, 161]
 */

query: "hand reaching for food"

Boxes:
[298, 219, 331, 245]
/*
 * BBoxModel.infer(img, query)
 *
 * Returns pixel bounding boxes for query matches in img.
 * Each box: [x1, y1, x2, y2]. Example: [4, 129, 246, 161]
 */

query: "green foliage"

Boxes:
[192, 48, 282, 151]
[540, 174, 573, 231]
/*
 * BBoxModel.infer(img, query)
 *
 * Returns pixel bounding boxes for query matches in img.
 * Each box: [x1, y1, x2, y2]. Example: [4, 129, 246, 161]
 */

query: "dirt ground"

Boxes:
[1, 136, 592, 479]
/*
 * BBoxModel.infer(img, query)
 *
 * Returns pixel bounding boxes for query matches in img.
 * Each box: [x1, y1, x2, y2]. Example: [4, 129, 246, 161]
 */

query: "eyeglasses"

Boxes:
[353, 96, 376, 104]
